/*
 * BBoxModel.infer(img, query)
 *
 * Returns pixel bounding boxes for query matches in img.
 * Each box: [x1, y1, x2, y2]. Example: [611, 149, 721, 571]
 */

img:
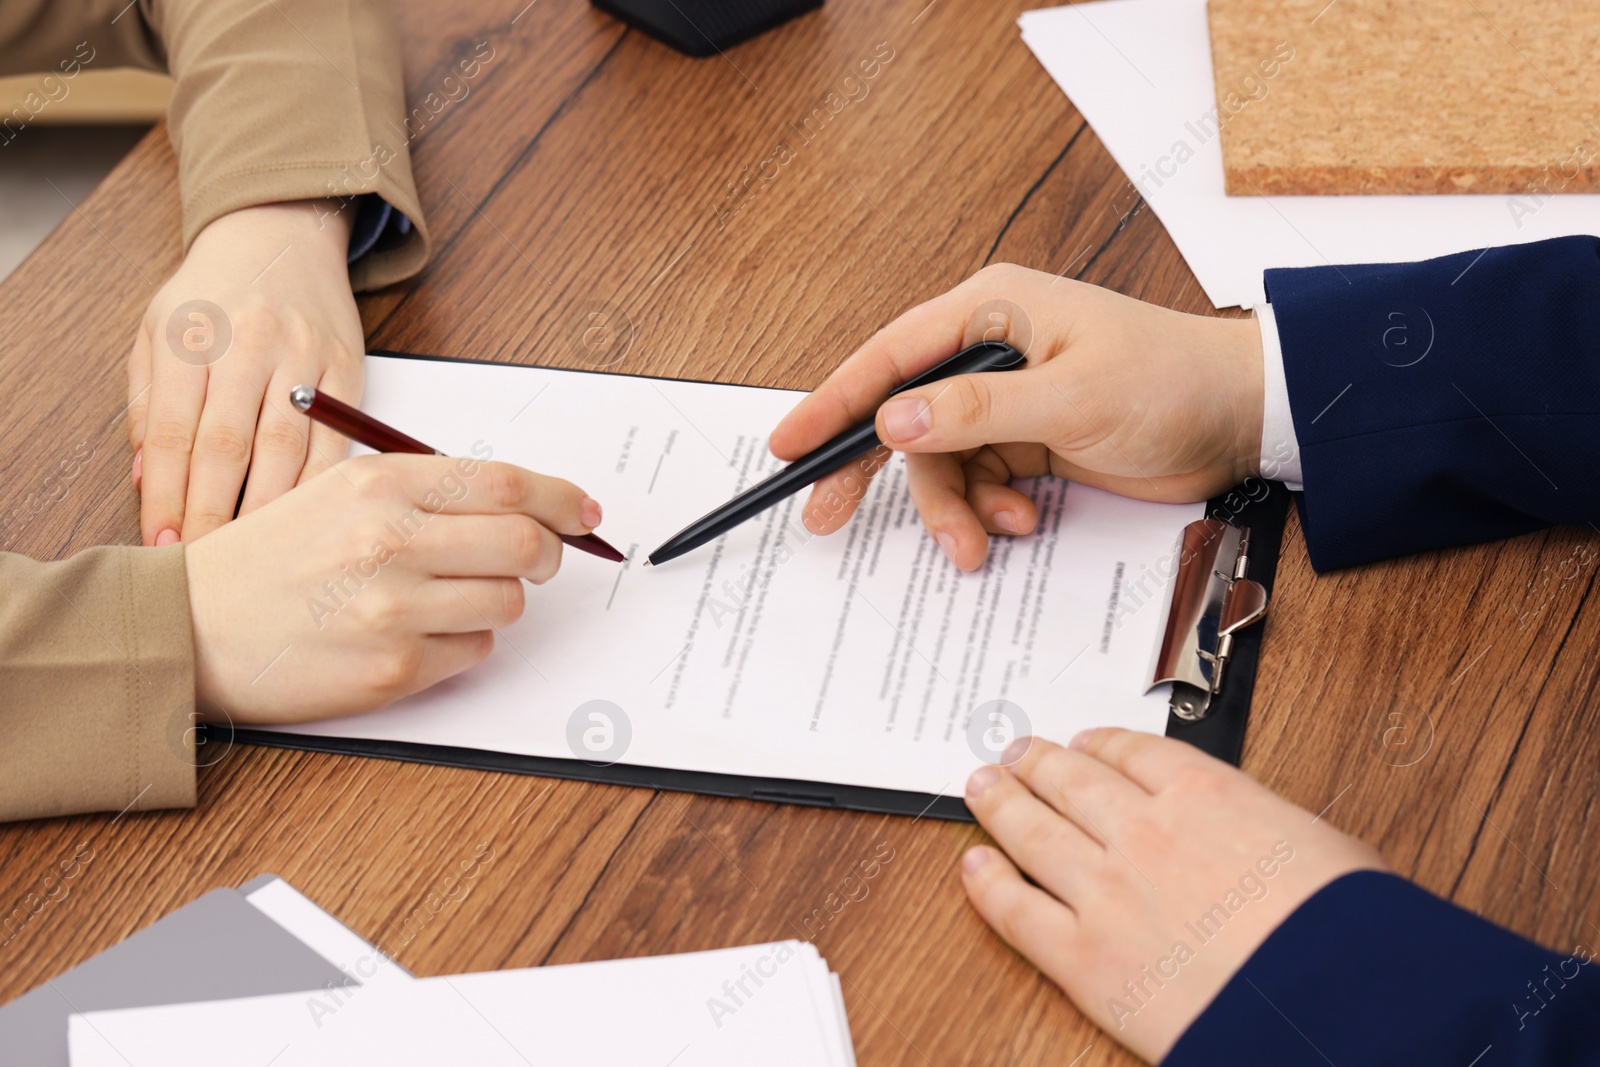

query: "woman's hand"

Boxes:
[768, 265, 1264, 571]
[128, 200, 364, 547]
[960, 731, 1386, 1062]
[183, 453, 606, 724]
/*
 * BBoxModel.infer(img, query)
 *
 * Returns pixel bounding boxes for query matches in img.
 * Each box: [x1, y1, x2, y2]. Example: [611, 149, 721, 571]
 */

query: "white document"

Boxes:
[263, 355, 1202, 799]
[245, 879, 413, 991]
[69, 941, 853, 1067]
[1018, 0, 1600, 309]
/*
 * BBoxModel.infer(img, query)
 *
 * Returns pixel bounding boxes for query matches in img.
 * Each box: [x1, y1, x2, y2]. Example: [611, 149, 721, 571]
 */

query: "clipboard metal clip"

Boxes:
[1147, 519, 1269, 722]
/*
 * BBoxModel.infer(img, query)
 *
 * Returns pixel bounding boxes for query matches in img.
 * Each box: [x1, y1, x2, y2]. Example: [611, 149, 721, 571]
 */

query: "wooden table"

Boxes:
[4, 1, 1598, 1062]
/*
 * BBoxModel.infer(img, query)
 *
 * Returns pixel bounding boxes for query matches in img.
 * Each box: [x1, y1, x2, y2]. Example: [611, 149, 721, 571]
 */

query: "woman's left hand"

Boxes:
[127, 199, 364, 546]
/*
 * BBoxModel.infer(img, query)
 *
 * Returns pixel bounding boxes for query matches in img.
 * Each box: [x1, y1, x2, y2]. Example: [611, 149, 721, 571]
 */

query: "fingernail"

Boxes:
[580, 496, 603, 529]
[994, 509, 1020, 534]
[155, 528, 180, 547]
[131, 449, 142, 491]
[961, 847, 992, 875]
[935, 531, 958, 562]
[1001, 737, 1032, 766]
[881, 396, 932, 442]
[967, 764, 1001, 798]
[1068, 728, 1095, 752]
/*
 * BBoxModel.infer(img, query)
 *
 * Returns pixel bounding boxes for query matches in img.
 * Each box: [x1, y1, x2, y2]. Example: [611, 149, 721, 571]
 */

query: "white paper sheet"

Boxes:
[1019, 0, 1600, 308]
[69, 942, 851, 1067]
[245, 879, 412, 991]
[262, 355, 1202, 799]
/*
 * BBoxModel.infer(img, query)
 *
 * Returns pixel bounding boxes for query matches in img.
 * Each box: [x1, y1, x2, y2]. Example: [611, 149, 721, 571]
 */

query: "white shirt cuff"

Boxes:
[1256, 303, 1303, 490]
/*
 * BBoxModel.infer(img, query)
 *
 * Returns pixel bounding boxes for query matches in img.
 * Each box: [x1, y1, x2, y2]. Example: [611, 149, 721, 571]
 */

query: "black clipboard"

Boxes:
[232, 351, 1290, 822]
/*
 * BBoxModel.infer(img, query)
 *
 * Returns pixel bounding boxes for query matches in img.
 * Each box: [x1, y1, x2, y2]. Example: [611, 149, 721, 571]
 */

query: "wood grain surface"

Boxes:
[2, 1, 1598, 1064]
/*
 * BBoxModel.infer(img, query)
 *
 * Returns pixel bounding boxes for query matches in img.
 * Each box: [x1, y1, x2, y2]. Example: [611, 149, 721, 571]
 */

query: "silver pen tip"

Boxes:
[289, 385, 315, 413]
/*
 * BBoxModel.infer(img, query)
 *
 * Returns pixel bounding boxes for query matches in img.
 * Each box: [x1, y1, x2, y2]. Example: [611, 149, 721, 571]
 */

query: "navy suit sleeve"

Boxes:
[1164, 870, 1600, 1066]
[1264, 235, 1600, 571]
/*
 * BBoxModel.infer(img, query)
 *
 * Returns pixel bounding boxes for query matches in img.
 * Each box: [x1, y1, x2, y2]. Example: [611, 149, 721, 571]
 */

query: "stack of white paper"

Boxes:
[68, 941, 855, 1067]
[1019, 0, 1600, 308]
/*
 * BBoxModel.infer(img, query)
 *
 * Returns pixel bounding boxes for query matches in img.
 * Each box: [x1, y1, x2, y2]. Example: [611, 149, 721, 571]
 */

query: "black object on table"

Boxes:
[591, 0, 824, 56]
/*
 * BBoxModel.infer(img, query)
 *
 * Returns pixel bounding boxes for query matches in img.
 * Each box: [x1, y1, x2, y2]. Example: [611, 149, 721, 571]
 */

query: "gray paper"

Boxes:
[0, 886, 355, 1067]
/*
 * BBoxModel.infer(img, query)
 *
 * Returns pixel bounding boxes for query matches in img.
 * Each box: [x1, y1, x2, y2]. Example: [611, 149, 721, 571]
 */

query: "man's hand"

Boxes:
[960, 731, 1386, 1062]
[768, 265, 1264, 571]
[128, 200, 363, 546]
[184, 454, 607, 723]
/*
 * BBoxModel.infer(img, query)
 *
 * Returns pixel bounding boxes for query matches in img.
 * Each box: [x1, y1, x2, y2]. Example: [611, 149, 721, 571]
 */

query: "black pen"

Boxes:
[646, 340, 1028, 566]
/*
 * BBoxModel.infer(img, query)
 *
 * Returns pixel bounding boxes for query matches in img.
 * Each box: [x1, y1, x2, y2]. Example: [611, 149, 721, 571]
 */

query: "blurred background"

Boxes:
[0, 68, 169, 280]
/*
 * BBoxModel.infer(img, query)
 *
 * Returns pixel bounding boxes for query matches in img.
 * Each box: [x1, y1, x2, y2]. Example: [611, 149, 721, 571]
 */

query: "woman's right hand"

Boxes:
[183, 453, 606, 724]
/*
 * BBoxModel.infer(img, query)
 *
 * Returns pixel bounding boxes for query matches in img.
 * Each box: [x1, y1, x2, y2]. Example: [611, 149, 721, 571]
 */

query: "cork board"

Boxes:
[1206, 0, 1600, 195]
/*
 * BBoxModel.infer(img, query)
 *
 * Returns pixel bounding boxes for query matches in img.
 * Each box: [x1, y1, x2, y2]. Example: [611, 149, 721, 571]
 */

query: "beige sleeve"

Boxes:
[0, 546, 197, 823]
[0, 0, 429, 290]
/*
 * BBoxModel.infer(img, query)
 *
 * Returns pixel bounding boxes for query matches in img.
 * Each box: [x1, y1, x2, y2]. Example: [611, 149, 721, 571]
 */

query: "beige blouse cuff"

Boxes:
[0, 546, 197, 822]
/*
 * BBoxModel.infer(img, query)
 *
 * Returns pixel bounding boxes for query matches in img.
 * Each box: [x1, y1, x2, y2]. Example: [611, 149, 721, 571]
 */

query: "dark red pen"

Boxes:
[290, 385, 626, 563]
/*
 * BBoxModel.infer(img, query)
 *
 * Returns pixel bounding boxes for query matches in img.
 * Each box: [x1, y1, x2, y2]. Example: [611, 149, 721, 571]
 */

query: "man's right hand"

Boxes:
[768, 265, 1265, 571]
